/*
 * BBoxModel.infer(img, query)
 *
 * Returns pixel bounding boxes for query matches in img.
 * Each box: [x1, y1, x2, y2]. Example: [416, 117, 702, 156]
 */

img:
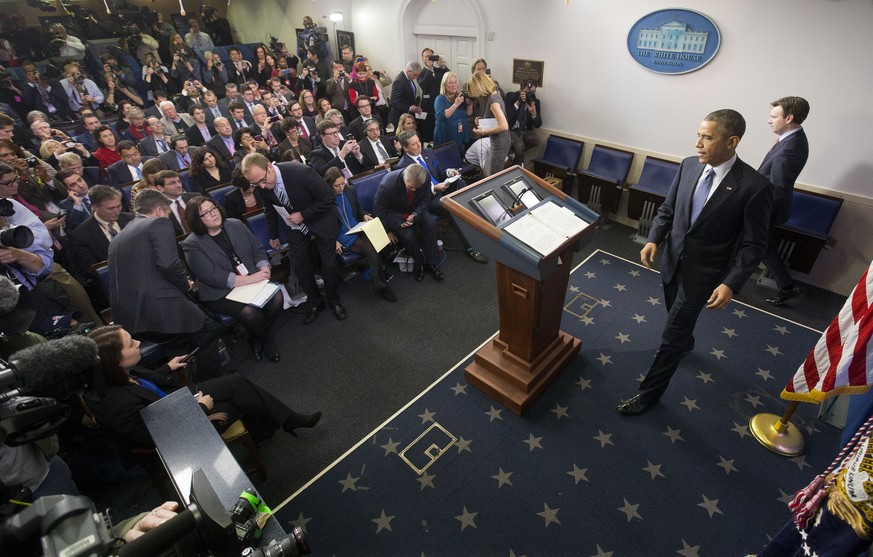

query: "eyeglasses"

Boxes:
[366, 128, 380, 134]
[199, 205, 219, 217]
[322, 131, 340, 137]
[0, 175, 20, 187]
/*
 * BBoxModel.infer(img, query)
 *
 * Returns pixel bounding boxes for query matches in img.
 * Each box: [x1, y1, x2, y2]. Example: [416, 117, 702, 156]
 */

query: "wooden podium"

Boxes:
[442, 166, 600, 415]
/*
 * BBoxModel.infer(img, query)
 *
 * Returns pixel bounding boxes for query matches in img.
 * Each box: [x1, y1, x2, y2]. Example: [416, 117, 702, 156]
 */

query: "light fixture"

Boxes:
[178, 0, 186, 17]
[329, 12, 343, 22]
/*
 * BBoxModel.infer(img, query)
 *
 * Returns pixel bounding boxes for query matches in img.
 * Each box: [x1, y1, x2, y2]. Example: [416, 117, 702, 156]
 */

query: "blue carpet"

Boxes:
[274, 250, 842, 556]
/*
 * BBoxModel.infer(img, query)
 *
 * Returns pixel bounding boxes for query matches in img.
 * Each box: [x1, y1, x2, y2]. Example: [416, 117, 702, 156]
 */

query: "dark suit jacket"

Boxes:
[203, 105, 228, 127]
[184, 123, 216, 147]
[504, 93, 543, 131]
[74, 131, 98, 152]
[191, 166, 233, 194]
[757, 128, 809, 225]
[395, 149, 447, 182]
[206, 134, 235, 160]
[373, 169, 433, 232]
[167, 193, 198, 235]
[309, 142, 368, 177]
[20, 79, 73, 120]
[229, 115, 254, 132]
[137, 134, 170, 157]
[349, 114, 384, 141]
[358, 136, 397, 168]
[262, 161, 340, 242]
[57, 197, 89, 230]
[223, 187, 263, 221]
[108, 215, 205, 335]
[649, 156, 773, 295]
[297, 116, 318, 146]
[389, 71, 420, 126]
[181, 218, 268, 301]
[158, 147, 202, 172]
[106, 161, 142, 188]
[69, 212, 135, 279]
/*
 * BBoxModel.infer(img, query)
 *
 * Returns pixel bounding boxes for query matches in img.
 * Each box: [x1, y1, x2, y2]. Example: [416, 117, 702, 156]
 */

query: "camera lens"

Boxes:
[0, 225, 35, 249]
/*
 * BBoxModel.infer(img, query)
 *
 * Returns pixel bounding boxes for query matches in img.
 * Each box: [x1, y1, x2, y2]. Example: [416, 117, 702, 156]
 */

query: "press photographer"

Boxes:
[505, 78, 542, 164]
[201, 4, 233, 47]
[119, 21, 160, 67]
[47, 24, 85, 61]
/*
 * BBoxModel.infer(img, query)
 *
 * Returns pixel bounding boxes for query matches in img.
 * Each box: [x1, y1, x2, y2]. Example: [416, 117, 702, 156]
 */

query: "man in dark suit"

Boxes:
[202, 90, 227, 127]
[107, 189, 223, 382]
[240, 153, 346, 324]
[138, 117, 172, 157]
[617, 109, 774, 415]
[416, 48, 448, 143]
[394, 130, 487, 263]
[106, 141, 145, 188]
[184, 106, 214, 147]
[759, 96, 810, 307]
[373, 165, 445, 283]
[69, 186, 135, 283]
[206, 117, 236, 161]
[505, 80, 543, 164]
[349, 97, 384, 141]
[74, 113, 101, 152]
[227, 102, 253, 132]
[388, 61, 423, 129]
[309, 120, 369, 177]
[158, 135, 199, 172]
[358, 118, 397, 168]
[154, 170, 196, 235]
[288, 101, 318, 146]
[55, 169, 92, 231]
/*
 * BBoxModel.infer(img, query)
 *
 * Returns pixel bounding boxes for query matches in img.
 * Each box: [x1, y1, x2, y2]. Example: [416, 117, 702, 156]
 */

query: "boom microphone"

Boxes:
[3, 336, 98, 397]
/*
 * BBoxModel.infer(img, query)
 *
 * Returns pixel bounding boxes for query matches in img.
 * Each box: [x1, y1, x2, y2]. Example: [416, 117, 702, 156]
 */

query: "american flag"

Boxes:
[781, 259, 873, 402]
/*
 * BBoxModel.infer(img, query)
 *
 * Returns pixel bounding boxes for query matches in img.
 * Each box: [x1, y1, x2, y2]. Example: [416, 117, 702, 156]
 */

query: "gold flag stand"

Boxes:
[749, 401, 806, 457]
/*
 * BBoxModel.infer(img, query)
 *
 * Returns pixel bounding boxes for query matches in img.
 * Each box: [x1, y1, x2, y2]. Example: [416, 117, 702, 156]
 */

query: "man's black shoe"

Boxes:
[616, 394, 658, 416]
[331, 302, 347, 320]
[766, 286, 802, 307]
[304, 302, 325, 324]
[425, 265, 445, 281]
[380, 285, 398, 302]
[414, 268, 425, 282]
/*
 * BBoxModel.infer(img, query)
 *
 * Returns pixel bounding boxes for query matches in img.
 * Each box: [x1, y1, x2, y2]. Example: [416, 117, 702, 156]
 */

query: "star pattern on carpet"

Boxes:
[576, 376, 592, 391]
[380, 438, 400, 456]
[710, 348, 727, 360]
[537, 503, 561, 527]
[492, 467, 513, 488]
[599, 258, 611, 265]
[590, 545, 614, 557]
[636, 373, 646, 382]
[600, 298, 612, 308]
[613, 283, 627, 292]
[524, 433, 544, 451]
[756, 368, 774, 381]
[696, 371, 714, 384]
[629, 269, 641, 277]
[774, 324, 790, 335]
[455, 506, 478, 531]
[339, 472, 360, 493]
[584, 271, 596, 279]
[642, 460, 665, 480]
[765, 344, 783, 356]
[455, 436, 472, 454]
[569, 285, 580, 293]
[615, 332, 631, 344]
[789, 455, 812, 471]
[732, 308, 747, 318]
[631, 313, 647, 324]
[716, 455, 738, 475]
[777, 489, 793, 504]
[663, 426, 684, 443]
[593, 430, 614, 448]
[680, 397, 699, 412]
[581, 316, 595, 326]
[450, 382, 468, 395]
[617, 498, 642, 522]
[722, 327, 737, 338]
[568, 464, 589, 484]
[509, 550, 527, 557]
[745, 394, 763, 408]
[596, 353, 613, 365]
[697, 494, 723, 518]
[677, 539, 701, 557]
[485, 406, 503, 422]
[647, 296, 661, 306]
[290, 511, 312, 534]
[731, 422, 751, 439]
[418, 408, 436, 423]
[551, 404, 570, 419]
[372, 509, 395, 533]
[416, 471, 436, 491]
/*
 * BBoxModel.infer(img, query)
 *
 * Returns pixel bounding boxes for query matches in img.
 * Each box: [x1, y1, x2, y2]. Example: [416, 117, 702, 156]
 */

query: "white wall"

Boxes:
[235, 0, 873, 294]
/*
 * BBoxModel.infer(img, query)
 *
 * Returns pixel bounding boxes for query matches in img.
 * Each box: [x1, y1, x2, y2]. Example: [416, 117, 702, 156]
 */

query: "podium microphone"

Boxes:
[509, 186, 532, 214]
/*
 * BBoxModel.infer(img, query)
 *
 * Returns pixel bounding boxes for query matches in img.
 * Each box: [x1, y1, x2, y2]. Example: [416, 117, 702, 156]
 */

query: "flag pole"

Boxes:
[749, 401, 805, 456]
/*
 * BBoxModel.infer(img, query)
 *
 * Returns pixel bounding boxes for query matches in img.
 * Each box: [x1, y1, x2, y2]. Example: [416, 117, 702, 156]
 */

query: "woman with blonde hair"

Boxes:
[467, 72, 509, 176]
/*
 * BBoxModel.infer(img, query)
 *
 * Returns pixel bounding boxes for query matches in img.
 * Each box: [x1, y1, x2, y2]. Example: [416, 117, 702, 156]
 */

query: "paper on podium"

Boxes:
[226, 280, 281, 307]
[502, 201, 590, 256]
[346, 216, 390, 251]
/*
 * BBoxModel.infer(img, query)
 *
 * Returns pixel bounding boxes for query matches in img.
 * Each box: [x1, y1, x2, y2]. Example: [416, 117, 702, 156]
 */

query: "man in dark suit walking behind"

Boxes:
[108, 189, 223, 381]
[240, 153, 346, 324]
[617, 109, 774, 415]
[758, 96, 810, 307]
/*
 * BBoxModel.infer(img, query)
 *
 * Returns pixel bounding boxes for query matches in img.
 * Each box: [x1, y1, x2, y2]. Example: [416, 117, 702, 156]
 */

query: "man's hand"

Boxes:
[335, 241, 343, 254]
[166, 355, 188, 371]
[195, 391, 214, 409]
[706, 284, 733, 309]
[269, 238, 281, 249]
[640, 242, 657, 269]
[339, 140, 356, 158]
[287, 211, 304, 225]
[123, 502, 179, 542]
[69, 190, 83, 206]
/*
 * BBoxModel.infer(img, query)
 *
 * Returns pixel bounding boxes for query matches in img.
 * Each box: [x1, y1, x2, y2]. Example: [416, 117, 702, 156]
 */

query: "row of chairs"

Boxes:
[531, 134, 843, 275]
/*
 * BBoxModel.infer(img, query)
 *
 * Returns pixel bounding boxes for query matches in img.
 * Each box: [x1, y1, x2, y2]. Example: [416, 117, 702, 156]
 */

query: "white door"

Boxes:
[415, 34, 477, 82]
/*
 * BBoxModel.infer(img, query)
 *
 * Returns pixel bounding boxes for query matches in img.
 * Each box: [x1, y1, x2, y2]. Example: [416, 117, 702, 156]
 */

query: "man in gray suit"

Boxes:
[617, 109, 773, 415]
[108, 189, 223, 381]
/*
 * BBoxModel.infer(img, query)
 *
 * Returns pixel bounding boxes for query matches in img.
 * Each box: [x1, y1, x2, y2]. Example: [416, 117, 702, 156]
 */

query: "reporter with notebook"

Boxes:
[181, 196, 284, 362]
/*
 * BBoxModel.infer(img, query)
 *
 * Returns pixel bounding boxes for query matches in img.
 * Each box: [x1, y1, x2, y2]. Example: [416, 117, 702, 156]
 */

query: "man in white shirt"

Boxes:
[50, 24, 86, 60]
[184, 19, 214, 50]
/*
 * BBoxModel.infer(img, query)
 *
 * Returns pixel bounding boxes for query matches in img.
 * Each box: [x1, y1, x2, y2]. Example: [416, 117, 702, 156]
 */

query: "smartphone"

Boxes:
[485, 68, 491, 76]
[180, 346, 200, 363]
[428, 54, 440, 62]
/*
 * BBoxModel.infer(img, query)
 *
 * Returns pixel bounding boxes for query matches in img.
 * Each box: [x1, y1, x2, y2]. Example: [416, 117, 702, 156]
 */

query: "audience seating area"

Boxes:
[531, 135, 584, 195]
[771, 189, 843, 274]
[626, 157, 680, 242]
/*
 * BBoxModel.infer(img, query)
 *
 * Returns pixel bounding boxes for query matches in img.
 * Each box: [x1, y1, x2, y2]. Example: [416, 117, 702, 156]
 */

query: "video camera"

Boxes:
[120, 26, 142, 52]
[0, 469, 311, 557]
[0, 70, 13, 89]
[268, 35, 285, 56]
